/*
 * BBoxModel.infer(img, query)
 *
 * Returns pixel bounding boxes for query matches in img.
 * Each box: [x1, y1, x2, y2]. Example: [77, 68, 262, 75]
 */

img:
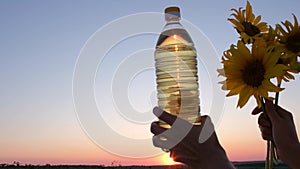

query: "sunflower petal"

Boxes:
[276, 24, 288, 36]
[253, 15, 261, 25]
[228, 19, 244, 31]
[226, 83, 247, 97]
[230, 13, 242, 22]
[237, 40, 251, 60]
[284, 72, 295, 80]
[217, 68, 225, 76]
[284, 20, 293, 32]
[263, 52, 280, 70]
[242, 9, 246, 20]
[262, 80, 283, 92]
[238, 86, 253, 108]
[249, 13, 255, 23]
[252, 39, 267, 59]
[230, 8, 239, 13]
[246, 1, 252, 22]
[292, 14, 298, 27]
[254, 95, 262, 108]
[265, 64, 288, 78]
[257, 86, 269, 99]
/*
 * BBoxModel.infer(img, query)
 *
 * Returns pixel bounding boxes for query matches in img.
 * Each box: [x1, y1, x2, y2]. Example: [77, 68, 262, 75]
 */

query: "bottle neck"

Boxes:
[163, 19, 183, 31]
[163, 7, 182, 31]
[165, 13, 180, 22]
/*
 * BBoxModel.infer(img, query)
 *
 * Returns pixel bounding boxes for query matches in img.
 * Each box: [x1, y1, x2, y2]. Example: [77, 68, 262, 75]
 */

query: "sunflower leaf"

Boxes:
[291, 62, 300, 72]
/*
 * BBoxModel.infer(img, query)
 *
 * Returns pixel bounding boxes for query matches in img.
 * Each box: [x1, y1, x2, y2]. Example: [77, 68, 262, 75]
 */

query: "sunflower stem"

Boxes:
[274, 82, 281, 111]
[259, 97, 270, 169]
[270, 142, 274, 169]
[266, 140, 270, 169]
[271, 82, 281, 166]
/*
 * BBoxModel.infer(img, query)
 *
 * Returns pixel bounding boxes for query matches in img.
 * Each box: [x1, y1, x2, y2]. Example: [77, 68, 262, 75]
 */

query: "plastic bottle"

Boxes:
[155, 6, 201, 127]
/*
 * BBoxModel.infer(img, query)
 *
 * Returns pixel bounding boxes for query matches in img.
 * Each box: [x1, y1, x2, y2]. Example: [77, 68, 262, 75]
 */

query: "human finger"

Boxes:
[198, 115, 212, 127]
[259, 126, 273, 141]
[172, 155, 199, 167]
[152, 135, 169, 149]
[170, 148, 199, 165]
[258, 113, 271, 127]
[251, 107, 262, 115]
[198, 115, 216, 144]
[201, 115, 208, 123]
[153, 107, 177, 125]
[151, 121, 167, 135]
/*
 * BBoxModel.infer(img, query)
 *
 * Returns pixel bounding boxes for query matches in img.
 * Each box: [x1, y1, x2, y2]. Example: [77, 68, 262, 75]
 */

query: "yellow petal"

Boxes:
[226, 84, 247, 97]
[228, 19, 244, 31]
[237, 40, 251, 60]
[262, 80, 283, 92]
[223, 50, 233, 60]
[257, 22, 268, 30]
[285, 72, 295, 80]
[253, 15, 261, 25]
[263, 52, 280, 70]
[246, 1, 252, 22]
[276, 24, 288, 36]
[254, 94, 262, 108]
[293, 14, 298, 27]
[257, 86, 269, 99]
[232, 7, 245, 22]
[223, 60, 244, 71]
[284, 20, 293, 32]
[238, 86, 253, 108]
[252, 39, 266, 59]
[223, 79, 245, 90]
[249, 13, 255, 23]
[242, 9, 246, 20]
[231, 8, 238, 12]
[265, 64, 288, 78]
[217, 68, 225, 76]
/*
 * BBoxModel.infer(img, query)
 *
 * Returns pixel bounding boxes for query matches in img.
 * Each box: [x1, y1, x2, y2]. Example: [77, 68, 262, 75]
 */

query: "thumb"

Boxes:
[251, 107, 262, 115]
[198, 115, 215, 143]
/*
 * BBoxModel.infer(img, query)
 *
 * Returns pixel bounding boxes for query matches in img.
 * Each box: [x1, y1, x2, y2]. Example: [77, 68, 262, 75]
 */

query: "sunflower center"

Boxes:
[241, 60, 265, 87]
[242, 22, 260, 36]
[286, 31, 300, 53]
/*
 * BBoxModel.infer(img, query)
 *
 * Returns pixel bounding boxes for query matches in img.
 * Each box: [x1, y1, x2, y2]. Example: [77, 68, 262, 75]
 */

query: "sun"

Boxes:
[161, 153, 180, 165]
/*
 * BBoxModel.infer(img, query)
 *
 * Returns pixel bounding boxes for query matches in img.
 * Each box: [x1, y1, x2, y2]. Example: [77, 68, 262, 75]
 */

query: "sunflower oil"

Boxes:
[155, 7, 201, 127]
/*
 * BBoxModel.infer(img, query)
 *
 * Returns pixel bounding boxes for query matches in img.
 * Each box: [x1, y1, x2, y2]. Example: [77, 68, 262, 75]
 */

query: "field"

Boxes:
[233, 161, 291, 169]
[0, 161, 291, 169]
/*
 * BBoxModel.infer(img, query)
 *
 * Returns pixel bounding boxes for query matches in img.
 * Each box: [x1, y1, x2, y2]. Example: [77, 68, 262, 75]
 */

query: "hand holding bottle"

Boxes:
[151, 107, 235, 169]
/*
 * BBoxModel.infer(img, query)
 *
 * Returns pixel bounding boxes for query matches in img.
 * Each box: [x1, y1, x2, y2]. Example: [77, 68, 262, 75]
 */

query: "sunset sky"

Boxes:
[1, 0, 300, 166]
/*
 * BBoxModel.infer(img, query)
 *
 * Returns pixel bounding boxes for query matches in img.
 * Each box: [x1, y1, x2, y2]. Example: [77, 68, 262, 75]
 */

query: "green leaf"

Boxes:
[291, 62, 300, 72]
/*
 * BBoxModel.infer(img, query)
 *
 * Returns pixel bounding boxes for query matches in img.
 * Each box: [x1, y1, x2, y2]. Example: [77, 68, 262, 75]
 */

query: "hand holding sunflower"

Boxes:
[219, 1, 300, 169]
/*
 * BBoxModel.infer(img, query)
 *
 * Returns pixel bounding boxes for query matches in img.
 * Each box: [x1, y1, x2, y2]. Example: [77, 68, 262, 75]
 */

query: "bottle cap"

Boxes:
[164, 6, 181, 20]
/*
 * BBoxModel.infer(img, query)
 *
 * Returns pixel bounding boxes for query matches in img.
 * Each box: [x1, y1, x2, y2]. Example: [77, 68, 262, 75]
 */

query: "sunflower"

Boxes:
[277, 14, 300, 58]
[229, 1, 268, 44]
[276, 57, 298, 83]
[262, 26, 280, 48]
[218, 40, 288, 108]
[269, 14, 300, 81]
[260, 26, 298, 82]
